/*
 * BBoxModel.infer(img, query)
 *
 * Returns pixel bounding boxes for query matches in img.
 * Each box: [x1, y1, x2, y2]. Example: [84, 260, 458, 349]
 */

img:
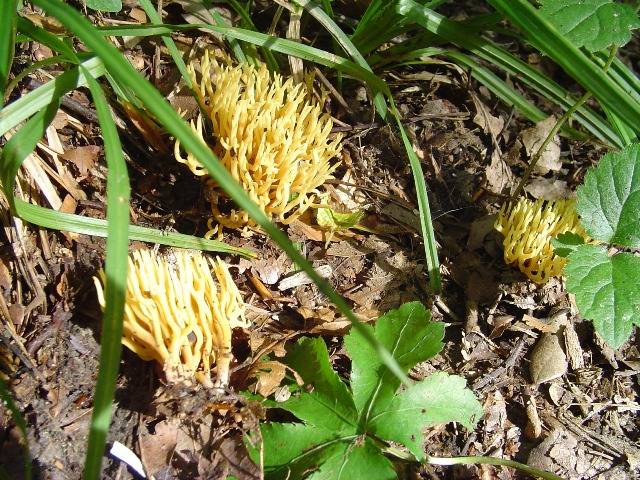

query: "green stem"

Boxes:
[512, 45, 618, 200]
[427, 455, 565, 480]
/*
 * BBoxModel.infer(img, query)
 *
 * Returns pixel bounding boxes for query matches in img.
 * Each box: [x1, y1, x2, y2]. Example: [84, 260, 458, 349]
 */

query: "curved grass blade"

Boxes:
[14, 200, 255, 256]
[16, 16, 78, 62]
[226, 0, 278, 70]
[0, 56, 105, 136]
[32, 0, 409, 440]
[292, 0, 439, 289]
[294, 0, 387, 118]
[81, 68, 130, 480]
[486, 0, 640, 132]
[396, 0, 622, 147]
[0, 0, 18, 107]
[94, 23, 389, 96]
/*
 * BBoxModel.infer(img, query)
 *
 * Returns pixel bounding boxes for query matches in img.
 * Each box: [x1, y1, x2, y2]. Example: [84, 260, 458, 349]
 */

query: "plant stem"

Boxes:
[427, 455, 565, 480]
[511, 45, 618, 200]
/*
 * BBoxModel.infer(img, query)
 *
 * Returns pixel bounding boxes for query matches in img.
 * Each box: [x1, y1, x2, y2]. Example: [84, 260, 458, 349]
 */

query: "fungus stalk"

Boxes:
[94, 249, 247, 387]
[494, 197, 591, 284]
[174, 51, 342, 236]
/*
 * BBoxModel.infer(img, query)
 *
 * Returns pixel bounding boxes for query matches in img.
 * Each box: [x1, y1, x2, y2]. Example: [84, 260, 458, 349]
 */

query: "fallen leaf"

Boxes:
[61, 145, 101, 176]
[138, 419, 179, 477]
[485, 149, 515, 195]
[524, 177, 570, 200]
[251, 360, 287, 397]
[472, 95, 504, 138]
[521, 116, 562, 174]
[529, 332, 567, 384]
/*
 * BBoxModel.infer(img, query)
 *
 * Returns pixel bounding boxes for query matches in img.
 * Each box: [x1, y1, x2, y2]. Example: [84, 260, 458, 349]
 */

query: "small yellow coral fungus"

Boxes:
[174, 51, 342, 235]
[494, 197, 590, 284]
[93, 249, 248, 387]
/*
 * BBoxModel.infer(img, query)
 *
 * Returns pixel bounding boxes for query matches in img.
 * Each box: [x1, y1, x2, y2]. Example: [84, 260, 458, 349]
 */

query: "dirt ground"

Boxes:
[1, 2, 639, 479]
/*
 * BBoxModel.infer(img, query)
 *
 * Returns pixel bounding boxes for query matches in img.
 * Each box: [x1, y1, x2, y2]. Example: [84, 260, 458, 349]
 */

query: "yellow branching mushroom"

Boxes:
[174, 51, 342, 236]
[494, 197, 590, 284]
[93, 249, 247, 387]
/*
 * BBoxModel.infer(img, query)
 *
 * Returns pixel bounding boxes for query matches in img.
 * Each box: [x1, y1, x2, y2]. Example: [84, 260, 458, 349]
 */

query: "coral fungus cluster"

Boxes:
[93, 249, 247, 387]
[175, 51, 342, 235]
[494, 197, 590, 284]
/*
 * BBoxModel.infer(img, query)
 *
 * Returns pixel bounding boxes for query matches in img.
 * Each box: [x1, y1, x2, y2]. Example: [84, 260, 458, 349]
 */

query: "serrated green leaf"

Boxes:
[576, 143, 640, 247]
[345, 302, 444, 417]
[85, 0, 122, 12]
[316, 208, 364, 231]
[309, 437, 397, 480]
[368, 372, 483, 459]
[552, 232, 586, 257]
[280, 338, 358, 433]
[565, 244, 640, 348]
[538, 0, 640, 52]
[259, 423, 345, 480]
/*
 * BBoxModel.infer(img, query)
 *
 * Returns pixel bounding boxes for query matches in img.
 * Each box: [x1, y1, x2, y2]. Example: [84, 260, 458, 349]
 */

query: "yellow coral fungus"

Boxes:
[93, 249, 247, 387]
[174, 51, 342, 235]
[494, 197, 590, 284]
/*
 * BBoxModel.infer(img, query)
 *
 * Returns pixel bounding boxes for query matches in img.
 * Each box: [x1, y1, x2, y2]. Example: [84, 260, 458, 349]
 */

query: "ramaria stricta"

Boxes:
[174, 51, 342, 236]
[93, 249, 247, 387]
[494, 197, 591, 284]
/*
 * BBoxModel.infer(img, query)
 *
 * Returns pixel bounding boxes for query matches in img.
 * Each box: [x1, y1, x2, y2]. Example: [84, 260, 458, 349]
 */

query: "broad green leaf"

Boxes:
[259, 423, 346, 480]
[345, 302, 444, 417]
[281, 338, 358, 433]
[309, 437, 397, 480]
[85, 0, 122, 12]
[539, 0, 640, 52]
[565, 244, 640, 348]
[576, 143, 640, 247]
[316, 208, 364, 231]
[551, 232, 586, 258]
[368, 372, 483, 459]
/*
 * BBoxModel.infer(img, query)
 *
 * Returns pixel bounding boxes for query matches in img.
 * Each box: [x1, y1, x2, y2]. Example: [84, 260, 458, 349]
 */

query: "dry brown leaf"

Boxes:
[521, 116, 562, 174]
[251, 360, 287, 397]
[529, 333, 567, 384]
[61, 145, 101, 176]
[472, 95, 504, 138]
[524, 177, 570, 200]
[485, 150, 515, 195]
[138, 419, 179, 477]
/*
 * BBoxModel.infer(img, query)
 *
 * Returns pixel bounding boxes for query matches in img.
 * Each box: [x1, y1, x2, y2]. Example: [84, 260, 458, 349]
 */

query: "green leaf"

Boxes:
[85, 0, 122, 12]
[565, 244, 640, 348]
[368, 372, 483, 459]
[309, 438, 397, 480]
[551, 232, 585, 257]
[316, 208, 364, 231]
[281, 338, 358, 433]
[345, 302, 444, 416]
[538, 0, 640, 52]
[259, 423, 347, 480]
[576, 143, 640, 247]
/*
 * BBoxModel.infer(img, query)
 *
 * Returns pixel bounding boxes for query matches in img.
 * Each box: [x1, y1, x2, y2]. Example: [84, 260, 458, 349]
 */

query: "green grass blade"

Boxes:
[137, 0, 193, 88]
[392, 110, 441, 291]
[0, 0, 18, 107]
[444, 50, 589, 141]
[294, 0, 439, 289]
[0, 379, 32, 480]
[14, 200, 255, 256]
[94, 23, 389, 96]
[225, 0, 278, 70]
[0, 56, 105, 136]
[81, 68, 130, 480]
[33, 0, 409, 427]
[396, 0, 622, 147]
[486, 0, 640, 132]
[4, 56, 74, 100]
[16, 16, 78, 62]
[294, 0, 387, 118]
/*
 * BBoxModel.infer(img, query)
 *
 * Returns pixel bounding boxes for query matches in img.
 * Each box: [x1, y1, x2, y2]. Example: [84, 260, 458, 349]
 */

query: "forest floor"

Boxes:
[1, 2, 639, 479]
